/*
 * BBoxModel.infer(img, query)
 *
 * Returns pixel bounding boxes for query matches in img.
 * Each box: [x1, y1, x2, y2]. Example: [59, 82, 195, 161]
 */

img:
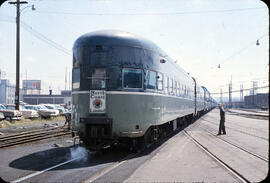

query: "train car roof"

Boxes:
[73, 30, 195, 83]
[73, 30, 165, 55]
[201, 86, 208, 91]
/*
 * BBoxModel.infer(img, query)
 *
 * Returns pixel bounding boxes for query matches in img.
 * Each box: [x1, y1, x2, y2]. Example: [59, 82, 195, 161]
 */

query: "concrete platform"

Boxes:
[228, 108, 269, 117]
[102, 109, 269, 182]
[0, 109, 268, 183]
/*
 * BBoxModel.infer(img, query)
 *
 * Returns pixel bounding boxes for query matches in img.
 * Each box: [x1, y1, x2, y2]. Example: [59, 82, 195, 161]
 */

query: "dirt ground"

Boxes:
[0, 116, 67, 135]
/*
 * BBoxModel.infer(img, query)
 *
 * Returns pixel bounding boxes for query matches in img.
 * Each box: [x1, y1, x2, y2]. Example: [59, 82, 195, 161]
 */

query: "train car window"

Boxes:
[174, 81, 177, 95]
[164, 76, 168, 94]
[167, 77, 170, 93]
[177, 82, 180, 96]
[175, 82, 178, 96]
[123, 68, 142, 89]
[72, 68, 80, 90]
[157, 73, 163, 91]
[145, 70, 157, 90]
[169, 78, 173, 93]
[92, 68, 106, 89]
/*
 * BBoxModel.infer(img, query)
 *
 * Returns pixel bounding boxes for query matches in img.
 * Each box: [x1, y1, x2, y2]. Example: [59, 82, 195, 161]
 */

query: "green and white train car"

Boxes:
[72, 30, 215, 150]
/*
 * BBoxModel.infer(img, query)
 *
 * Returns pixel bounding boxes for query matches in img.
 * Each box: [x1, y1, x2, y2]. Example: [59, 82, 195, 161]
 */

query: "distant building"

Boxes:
[23, 80, 41, 95]
[61, 90, 72, 108]
[0, 79, 16, 104]
[23, 90, 71, 108]
[244, 93, 269, 109]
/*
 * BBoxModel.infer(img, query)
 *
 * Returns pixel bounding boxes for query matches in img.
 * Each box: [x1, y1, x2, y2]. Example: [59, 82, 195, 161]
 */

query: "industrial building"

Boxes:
[0, 79, 16, 104]
[23, 90, 71, 108]
[244, 93, 269, 109]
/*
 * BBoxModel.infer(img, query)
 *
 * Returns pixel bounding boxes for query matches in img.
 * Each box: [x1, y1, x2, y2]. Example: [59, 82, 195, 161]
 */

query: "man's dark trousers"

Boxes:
[218, 116, 226, 134]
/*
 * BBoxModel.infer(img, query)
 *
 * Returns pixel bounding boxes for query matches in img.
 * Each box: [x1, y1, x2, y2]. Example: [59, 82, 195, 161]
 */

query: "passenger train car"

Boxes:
[72, 30, 216, 150]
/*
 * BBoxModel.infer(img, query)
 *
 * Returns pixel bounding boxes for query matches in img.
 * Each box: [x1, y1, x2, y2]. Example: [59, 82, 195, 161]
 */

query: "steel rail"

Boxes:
[195, 122, 268, 162]
[0, 125, 66, 140]
[201, 117, 268, 141]
[0, 129, 71, 148]
[0, 127, 66, 141]
[228, 111, 269, 119]
[0, 129, 68, 143]
[183, 130, 250, 183]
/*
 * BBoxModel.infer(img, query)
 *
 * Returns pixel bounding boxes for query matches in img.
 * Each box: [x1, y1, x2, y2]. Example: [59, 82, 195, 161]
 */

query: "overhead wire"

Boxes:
[220, 33, 268, 66]
[33, 6, 267, 16]
[20, 21, 72, 56]
[0, 15, 72, 56]
[211, 85, 269, 95]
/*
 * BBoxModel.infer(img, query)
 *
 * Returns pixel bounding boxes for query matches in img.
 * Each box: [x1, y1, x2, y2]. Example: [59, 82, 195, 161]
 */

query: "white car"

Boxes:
[25, 105, 58, 118]
[0, 104, 22, 120]
[53, 104, 67, 115]
[40, 104, 60, 116]
[5, 104, 39, 119]
[0, 112, 5, 121]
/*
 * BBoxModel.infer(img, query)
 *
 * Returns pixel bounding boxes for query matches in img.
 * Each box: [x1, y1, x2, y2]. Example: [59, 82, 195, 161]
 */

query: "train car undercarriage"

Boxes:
[76, 108, 213, 152]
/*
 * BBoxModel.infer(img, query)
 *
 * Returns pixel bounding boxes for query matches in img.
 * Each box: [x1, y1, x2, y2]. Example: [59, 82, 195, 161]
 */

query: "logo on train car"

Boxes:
[89, 90, 106, 113]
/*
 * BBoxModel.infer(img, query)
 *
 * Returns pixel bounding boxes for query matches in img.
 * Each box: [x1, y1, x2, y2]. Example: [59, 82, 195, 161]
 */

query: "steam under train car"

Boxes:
[72, 30, 214, 150]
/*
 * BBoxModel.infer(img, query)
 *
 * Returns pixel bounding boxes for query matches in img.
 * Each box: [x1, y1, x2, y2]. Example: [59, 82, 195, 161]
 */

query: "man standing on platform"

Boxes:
[217, 104, 226, 135]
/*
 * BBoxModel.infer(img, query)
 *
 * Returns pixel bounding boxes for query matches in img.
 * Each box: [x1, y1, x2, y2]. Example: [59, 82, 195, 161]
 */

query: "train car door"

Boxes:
[89, 68, 107, 114]
[192, 77, 197, 116]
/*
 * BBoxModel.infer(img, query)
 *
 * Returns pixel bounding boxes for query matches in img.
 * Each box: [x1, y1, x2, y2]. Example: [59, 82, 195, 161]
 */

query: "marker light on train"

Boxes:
[93, 99, 101, 108]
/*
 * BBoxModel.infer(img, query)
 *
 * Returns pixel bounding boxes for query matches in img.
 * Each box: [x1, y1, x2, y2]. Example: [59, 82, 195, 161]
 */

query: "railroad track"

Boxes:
[227, 110, 269, 119]
[194, 122, 268, 162]
[183, 130, 250, 183]
[200, 117, 268, 141]
[0, 126, 71, 148]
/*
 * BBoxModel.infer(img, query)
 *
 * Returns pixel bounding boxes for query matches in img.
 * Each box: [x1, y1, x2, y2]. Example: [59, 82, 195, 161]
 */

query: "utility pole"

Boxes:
[220, 88, 223, 104]
[25, 70, 27, 95]
[65, 67, 67, 90]
[9, 0, 28, 110]
[68, 70, 71, 90]
[252, 81, 258, 108]
[240, 84, 243, 105]
[228, 75, 232, 108]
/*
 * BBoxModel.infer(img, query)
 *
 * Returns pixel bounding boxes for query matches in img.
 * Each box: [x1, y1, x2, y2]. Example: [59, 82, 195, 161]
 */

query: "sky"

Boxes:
[0, 0, 268, 99]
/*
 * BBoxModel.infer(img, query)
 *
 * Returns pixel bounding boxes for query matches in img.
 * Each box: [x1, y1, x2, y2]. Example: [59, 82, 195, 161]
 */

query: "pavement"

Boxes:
[0, 109, 268, 182]
[97, 108, 268, 182]
[228, 108, 269, 117]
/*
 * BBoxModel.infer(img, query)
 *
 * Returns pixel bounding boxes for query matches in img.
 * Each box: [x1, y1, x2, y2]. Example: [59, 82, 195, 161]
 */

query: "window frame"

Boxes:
[177, 82, 180, 96]
[174, 80, 177, 95]
[164, 75, 168, 94]
[157, 72, 164, 91]
[91, 68, 106, 89]
[122, 68, 143, 89]
[72, 67, 80, 90]
[145, 69, 158, 90]
[169, 78, 173, 93]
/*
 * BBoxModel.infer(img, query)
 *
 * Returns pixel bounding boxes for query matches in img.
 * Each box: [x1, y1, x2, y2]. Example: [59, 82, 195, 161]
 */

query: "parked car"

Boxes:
[53, 104, 67, 116]
[25, 105, 58, 118]
[0, 112, 5, 121]
[0, 104, 22, 120]
[5, 104, 39, 119]
[40, 104, 60, 116]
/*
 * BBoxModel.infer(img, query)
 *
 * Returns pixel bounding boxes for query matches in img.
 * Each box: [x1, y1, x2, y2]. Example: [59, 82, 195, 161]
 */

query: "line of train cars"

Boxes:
[71, 30, 217, 150]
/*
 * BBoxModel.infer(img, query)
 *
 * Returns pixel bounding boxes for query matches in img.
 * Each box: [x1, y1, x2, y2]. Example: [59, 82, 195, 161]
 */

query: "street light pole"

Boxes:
[9, 0, 28, 110]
